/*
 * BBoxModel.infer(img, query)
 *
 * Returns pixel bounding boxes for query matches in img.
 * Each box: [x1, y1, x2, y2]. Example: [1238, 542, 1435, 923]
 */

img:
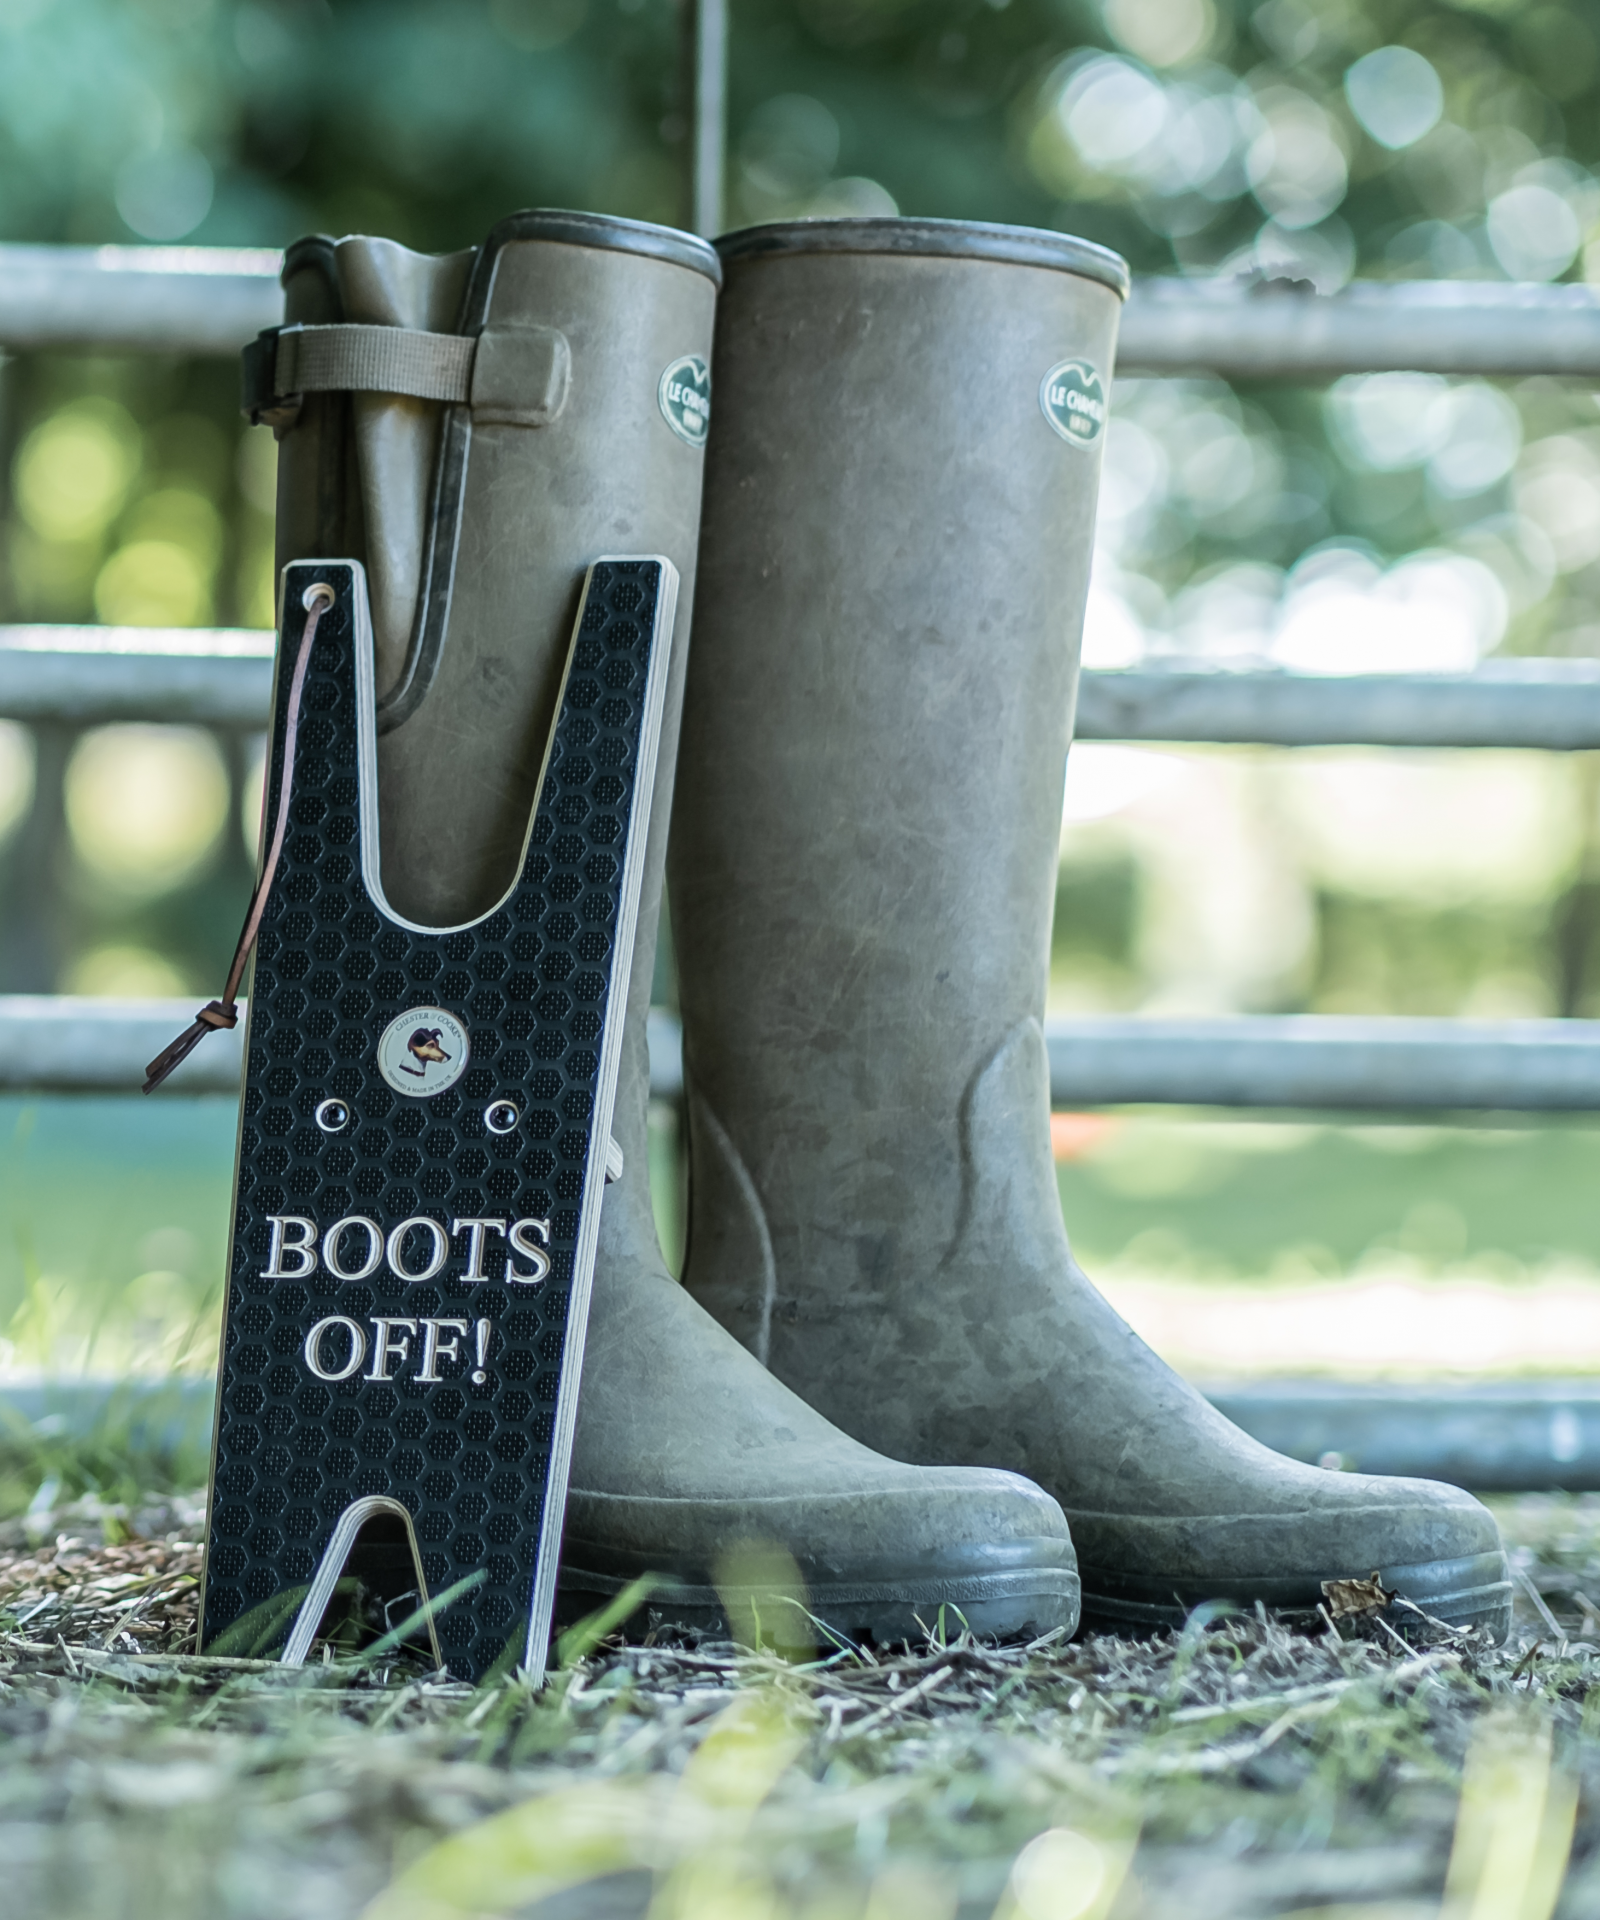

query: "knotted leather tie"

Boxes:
[143, 582, 336, 1094]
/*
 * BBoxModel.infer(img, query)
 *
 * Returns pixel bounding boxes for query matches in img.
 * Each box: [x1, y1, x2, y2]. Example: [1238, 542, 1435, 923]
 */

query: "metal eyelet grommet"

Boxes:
[485, 1100, 520, 1135]
[315, 1098, 350, 1133]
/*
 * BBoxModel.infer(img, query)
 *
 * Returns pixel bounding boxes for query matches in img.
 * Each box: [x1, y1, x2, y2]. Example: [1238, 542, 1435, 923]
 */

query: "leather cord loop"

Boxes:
[144, 582, 336, 1094]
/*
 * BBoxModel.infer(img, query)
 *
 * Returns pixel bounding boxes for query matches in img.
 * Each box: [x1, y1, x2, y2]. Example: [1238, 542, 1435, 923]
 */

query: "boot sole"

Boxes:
[1078, 1548, 1512, 1642]
[556, 1564, 1081, 1649]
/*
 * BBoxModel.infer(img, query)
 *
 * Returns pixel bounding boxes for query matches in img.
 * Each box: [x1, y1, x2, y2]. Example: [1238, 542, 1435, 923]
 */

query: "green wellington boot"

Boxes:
[671, 217, 1512, 1641]
[258, 212, 1079, 1643]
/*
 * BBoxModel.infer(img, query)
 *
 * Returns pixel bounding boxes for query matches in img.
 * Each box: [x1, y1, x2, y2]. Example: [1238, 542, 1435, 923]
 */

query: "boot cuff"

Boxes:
[715, 216, 1129, 298]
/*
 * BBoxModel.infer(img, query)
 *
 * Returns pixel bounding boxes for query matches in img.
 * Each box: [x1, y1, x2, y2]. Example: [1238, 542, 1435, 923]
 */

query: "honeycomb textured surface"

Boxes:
[202, 559, 661, 1681]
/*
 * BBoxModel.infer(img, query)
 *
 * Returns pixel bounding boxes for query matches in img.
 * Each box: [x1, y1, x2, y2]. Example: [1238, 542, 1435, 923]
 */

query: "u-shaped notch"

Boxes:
[281, 1494, 442, 1668]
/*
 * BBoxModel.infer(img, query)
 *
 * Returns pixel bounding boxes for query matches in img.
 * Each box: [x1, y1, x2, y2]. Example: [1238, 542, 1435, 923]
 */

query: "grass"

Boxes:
[7, 1091, 1600, 1915]
[1, 1481, 1599, 1919]
[13, 1095, 1600, 1383]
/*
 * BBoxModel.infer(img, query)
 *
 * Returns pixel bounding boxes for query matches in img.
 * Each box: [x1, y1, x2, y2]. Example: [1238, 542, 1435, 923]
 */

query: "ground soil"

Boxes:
[0, 1491, 1595, 1919]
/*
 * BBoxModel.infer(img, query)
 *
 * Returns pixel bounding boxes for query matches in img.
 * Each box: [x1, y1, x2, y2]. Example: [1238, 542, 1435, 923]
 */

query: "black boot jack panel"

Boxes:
[198, 555, 677, 1682]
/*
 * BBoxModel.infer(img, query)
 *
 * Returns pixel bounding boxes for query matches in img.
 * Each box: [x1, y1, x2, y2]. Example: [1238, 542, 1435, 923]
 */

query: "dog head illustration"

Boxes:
[401, 1027, 451, 1077]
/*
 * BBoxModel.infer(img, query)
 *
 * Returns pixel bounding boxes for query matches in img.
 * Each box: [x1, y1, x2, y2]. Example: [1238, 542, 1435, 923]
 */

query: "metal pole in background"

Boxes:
[692, 0, 728, 238]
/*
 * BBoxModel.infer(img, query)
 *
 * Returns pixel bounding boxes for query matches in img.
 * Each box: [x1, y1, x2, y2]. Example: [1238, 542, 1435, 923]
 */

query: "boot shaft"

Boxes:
[271, 213, 718, 934]
[672, 219, 1125, 1166]
[267, 213, 718, 1256]
[665, 229, 1512, 1651]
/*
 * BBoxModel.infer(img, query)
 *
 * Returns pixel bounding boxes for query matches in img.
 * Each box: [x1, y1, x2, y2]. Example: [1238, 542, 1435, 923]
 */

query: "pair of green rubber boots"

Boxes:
[256, 209, 1511, 1645]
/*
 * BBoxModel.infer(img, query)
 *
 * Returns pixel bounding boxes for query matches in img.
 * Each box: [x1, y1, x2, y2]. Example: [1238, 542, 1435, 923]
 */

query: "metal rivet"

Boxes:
[485, 1100, 519, 1135]
[315, 1098, 350, 1134]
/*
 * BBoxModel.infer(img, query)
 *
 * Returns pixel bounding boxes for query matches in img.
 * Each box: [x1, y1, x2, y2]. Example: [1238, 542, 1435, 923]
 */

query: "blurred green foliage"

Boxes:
[0, 0, 1597, 277]
[4, 352, 270, 628]
[6, 1, 1600, 1349]
[0, 1, 1587, 264]
[1058, 1113, 1600, 1278]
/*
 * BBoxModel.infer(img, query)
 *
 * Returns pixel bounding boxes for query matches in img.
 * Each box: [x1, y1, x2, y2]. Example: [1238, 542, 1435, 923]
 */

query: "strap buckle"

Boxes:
[241, 325, 302, 435]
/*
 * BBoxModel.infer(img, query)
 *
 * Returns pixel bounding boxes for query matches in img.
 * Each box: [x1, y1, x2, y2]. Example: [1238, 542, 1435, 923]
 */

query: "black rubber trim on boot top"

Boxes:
[479, 209, 721, 285]
[1078, 1547, 1512, 1641]
[715, 217, 1130, 298]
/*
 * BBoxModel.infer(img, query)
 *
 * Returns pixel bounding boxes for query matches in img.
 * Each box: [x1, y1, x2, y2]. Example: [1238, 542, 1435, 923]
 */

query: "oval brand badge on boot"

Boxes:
[658, 354, 711, 448]
[377, 1006, 469, 1096]
[1039, 360, 1106, 449]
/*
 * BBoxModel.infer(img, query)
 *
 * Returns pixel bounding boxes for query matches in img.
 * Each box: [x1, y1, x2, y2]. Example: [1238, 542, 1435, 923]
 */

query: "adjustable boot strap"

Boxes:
[275, 323, 475, 404]
[243, 321, 570, 432]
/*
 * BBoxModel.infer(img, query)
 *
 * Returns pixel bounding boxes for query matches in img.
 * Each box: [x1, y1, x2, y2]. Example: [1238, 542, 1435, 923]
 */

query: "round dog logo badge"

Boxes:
[1039, 359, 1107, 449]
[377, 1007, 469, 1098]
[658, 354, 711, 448]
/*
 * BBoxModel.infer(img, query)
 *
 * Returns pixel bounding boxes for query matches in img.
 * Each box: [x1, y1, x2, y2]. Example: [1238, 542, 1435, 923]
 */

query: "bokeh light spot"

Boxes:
[0, 722, 36, 851]
[66, 724, 230, 895]
[240, 735, 267, 860]
[802, 176, 898, 216]
[1272, 547, 1506, 675]
[235, 427, 278, 515]
[14, 400, 140, 544]
[1488, 184, 1581, 281]
[1010, 1827, 1109, 1920]
[1428, 386, 1522, 497]
[1248, 88, 1348, 229]
[64, 944, 191, 998]
[1344, 46, 1444, 151]
[1058, 57, 1169, 171]
[1516, 435, 1600, 573]
[124, 486, 224, 570]
[1327, 371, 1449, 471]
[1065, 745, 1184, 824]
[1103, 0, 1215, 70]
[113, 146, 214, 241]
[95, 539, 213, 627]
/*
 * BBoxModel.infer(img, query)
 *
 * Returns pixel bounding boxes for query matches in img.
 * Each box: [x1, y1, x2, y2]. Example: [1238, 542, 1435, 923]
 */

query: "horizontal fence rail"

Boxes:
[1204, 1380, 1600, 1492]
[0, 626, 273, 726]
[0, 997, 688, 1101]
[5, 1372, 1598, 1491]
[11, 629, 1600, 751]
[1118, 276, 1600, 381]
[10, 999, 1600, 1111]
[7, 244, 1600, 380]
[0, 244, 282, 356]
[1046, 1015, 1600, 1111]
[0, 996, 245, 1094]
[1074, 658, 1600, 751]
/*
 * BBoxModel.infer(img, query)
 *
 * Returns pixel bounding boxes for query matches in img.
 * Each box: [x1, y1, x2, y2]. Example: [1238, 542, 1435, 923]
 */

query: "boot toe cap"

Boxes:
[566, 1265, 1080, 1641]
[1071, 1471, 1510, 1640]
[562, 1463, 1079, 1645]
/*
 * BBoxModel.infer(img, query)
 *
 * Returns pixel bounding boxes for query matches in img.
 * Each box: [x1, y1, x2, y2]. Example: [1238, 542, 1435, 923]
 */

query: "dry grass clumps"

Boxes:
[0, 1492, 1597, 1918]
